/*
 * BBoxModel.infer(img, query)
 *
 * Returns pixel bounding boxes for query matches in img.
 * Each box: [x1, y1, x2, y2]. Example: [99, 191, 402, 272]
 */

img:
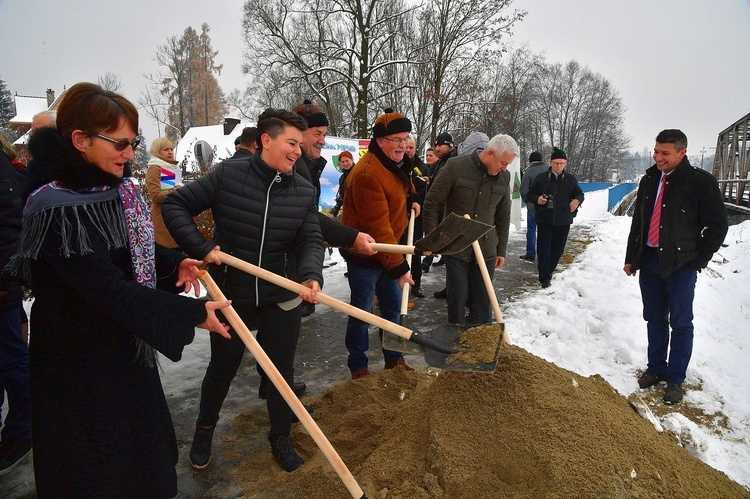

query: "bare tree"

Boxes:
[97, 72, 123, 92]
[242, 0, 418, 138]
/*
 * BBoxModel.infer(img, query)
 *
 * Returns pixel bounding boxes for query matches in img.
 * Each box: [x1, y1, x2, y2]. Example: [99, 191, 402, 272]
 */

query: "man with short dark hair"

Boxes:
[624, 129, 728, 405]
[519, 151, 548, 262]
[231, 127, 257, 158]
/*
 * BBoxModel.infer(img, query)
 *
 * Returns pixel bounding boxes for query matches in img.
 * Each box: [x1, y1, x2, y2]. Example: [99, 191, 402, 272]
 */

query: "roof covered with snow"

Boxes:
[175, 120, 256, 171]
[9, 95, 49, 124]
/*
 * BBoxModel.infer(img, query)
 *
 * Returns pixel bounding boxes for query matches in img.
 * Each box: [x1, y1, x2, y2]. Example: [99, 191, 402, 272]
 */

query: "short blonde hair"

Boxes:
[150, 137, 173, 158]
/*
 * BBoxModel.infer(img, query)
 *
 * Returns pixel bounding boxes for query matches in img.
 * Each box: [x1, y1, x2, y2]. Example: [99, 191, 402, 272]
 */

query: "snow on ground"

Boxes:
[507, 189, 750, 488]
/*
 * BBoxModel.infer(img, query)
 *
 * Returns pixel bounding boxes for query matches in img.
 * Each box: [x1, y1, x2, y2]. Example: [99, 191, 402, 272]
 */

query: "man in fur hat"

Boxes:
[340, 109, 420, 379]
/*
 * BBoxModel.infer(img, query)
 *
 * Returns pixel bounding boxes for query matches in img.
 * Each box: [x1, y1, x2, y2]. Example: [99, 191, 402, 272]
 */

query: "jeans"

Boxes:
[0, 304, 31, 441]
[639, 247, 697, 385]
[525, 207, 537, 257]
[536, 221, 571, 283]
[344, 263, 403, 372]
[445, 256, 496, 324]
[197, 302, 301, 438]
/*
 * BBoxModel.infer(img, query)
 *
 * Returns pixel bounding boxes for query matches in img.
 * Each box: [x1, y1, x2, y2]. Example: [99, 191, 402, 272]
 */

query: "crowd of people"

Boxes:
[0, 80, 728, 496]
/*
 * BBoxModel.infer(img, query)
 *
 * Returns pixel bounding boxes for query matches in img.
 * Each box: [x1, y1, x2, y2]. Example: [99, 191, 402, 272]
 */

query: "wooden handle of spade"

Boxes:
[197, 271, 366, 499]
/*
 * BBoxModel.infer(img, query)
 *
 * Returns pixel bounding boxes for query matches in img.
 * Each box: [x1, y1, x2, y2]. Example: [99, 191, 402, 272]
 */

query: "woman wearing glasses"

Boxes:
[145, 137, 181, 249]
[9, 82, 232, 497]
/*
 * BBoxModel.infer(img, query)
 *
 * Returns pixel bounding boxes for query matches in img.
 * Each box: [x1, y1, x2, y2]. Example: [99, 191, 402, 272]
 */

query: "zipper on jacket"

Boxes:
[255, 173, 281, 306]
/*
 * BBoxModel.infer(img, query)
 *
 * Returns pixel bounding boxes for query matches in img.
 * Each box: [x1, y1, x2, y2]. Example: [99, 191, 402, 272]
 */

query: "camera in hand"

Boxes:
[542, 193, 554, 209]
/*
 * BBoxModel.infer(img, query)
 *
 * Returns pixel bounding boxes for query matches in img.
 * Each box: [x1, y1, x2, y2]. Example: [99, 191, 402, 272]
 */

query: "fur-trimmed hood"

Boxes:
[24, 126, 130, 199]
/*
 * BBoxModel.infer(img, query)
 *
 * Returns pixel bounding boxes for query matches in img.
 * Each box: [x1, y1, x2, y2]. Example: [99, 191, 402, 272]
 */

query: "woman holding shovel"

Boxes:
[7, 82, 232, 497]
[163, 108, 324, 472]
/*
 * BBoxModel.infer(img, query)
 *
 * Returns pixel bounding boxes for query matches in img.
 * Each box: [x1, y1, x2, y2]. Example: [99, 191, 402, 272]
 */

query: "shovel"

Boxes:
[197, 271, 366, 499]
[215, 251, 496, 372]
[368, 212, 493, 256]
[423, 214, 508, 372]
[382, 209, 423, 354]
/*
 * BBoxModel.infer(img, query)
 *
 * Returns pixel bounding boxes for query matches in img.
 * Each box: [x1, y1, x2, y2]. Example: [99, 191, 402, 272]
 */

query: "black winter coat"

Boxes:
[15, 128, 207, 497]
[526, 168, 585, 225]
[625, 158, 728, 278]
[0, 151, 22, 308]
[163, 152, 325, 308]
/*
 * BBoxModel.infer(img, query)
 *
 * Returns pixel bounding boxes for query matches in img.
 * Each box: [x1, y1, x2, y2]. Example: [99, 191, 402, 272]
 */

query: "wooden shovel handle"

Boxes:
[369, 242, 431, 256]
[198, 271, 365, 499]
[399, 209, 417, 315]
[463, 214, 511, 345]
[216, 251, 413, 341]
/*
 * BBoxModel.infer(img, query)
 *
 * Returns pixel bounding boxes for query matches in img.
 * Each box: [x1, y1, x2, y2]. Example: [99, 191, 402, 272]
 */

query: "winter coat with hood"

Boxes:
[526, 167, 585, 225]
[341, 139, 415, 278]
[11, 127, 208, 498]
[423, 150, 511, 262]
[625, 157, 728, 278]
[162, 151, 324, 308]
[145, 155, 181, 248]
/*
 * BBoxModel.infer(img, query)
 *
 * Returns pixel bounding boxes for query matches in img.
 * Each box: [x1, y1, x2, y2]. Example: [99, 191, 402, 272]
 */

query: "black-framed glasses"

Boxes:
[380, 136, 409, 145]
[95, 133, 141, 151]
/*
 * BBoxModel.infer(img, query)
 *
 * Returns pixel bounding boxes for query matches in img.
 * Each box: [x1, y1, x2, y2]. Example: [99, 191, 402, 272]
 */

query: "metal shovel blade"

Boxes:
[415, 213, 494, 256]
[422, 322, 504, 373]
[382, 315, 424, 355]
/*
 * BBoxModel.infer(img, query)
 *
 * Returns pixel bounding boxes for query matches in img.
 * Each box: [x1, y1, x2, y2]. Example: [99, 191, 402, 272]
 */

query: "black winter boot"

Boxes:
[189, 425, 215, 470]
[269, 434, 304, 472]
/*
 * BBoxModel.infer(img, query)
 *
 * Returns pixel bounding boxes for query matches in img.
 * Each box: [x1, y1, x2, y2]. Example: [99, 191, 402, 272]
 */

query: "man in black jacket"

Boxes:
[624, 129, 728, 405]
[230, 126, 257, 159]
[526, 147, 584, 288]
[291, 101, 377, 316]
[0, 147, 32, 476]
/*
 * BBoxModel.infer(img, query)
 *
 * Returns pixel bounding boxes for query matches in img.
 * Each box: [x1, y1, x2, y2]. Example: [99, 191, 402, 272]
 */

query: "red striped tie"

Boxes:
[647, 175, 666, 247]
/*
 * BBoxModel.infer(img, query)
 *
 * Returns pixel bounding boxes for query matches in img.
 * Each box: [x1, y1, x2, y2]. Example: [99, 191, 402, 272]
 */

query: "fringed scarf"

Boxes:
[12, 177, 159, 367]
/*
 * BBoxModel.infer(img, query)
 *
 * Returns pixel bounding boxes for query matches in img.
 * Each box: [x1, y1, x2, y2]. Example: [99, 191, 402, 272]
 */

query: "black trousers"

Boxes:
[536, 222, 571, 283]
[196, 302, 301, 438]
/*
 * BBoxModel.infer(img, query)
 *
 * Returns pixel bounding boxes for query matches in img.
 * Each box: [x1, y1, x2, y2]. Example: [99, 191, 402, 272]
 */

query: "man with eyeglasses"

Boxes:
[423, 133, 518, 325]
[340, 108, 419, 379]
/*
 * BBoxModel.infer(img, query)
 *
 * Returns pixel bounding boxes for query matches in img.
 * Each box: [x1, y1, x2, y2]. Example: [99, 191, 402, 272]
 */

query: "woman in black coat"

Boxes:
[162, 108, 324, 473]
[8, 82, 231, 498]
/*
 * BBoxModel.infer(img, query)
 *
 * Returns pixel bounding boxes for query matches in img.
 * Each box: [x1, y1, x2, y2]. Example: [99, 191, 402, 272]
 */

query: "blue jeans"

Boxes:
[445, 256, 495, 324]
[639, 248, 697, 385]
[525, 207, 537, 257]
[344, 263, 403, 372]
[0, 304, 31, 441]
[536, 222, 570, 283]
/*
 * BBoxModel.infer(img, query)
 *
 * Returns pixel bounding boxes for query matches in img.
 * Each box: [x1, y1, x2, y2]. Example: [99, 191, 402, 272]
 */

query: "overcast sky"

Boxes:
[1, 0, 748, 156]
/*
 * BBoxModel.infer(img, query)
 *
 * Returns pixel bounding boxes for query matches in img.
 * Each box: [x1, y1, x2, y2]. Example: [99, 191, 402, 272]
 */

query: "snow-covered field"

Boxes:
[506, 189, 750, 488]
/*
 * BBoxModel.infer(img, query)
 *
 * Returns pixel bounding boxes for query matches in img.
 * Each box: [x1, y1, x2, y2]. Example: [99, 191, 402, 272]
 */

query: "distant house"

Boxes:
[174, 117, 255, 175]
[11, 88, 65, 149]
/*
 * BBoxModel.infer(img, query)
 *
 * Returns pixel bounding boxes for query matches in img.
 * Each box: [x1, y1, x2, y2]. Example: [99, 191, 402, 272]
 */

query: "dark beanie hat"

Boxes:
[294, 99, 329, 128]
[338, 150, 353, 161]
[529, 151, 543, 163]
[435, 132, 454, 147]
[372, 108, 412, 138]
[550, 147, 567, 161]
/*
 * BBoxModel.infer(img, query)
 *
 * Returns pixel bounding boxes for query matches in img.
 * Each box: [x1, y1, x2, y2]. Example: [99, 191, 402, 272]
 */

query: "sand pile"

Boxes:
[225, 345, 748, 498]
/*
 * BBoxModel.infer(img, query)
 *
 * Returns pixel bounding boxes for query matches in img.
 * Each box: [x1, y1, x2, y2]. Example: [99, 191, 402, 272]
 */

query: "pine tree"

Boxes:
[0, 76, 16, 129]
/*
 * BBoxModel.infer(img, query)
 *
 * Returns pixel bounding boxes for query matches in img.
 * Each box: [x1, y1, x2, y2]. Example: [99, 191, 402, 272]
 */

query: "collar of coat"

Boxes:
[469, 150, 501, 181]
[368, 138, 412, 184]
[26, 126, 128, 193]
[645, 156, 692, 182]
[250, 152, 294, 186]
